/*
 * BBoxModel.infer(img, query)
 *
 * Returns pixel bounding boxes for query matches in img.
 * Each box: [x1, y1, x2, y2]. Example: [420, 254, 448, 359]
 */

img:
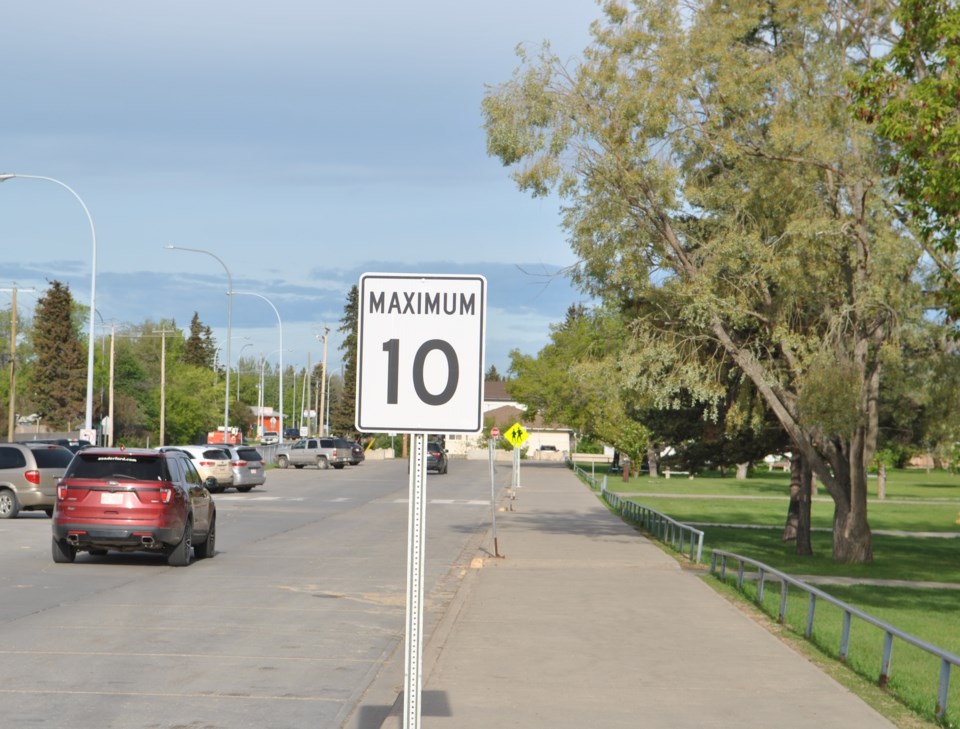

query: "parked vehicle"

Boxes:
[283, 427, 300, 441]
[51, 446, 216, 566]
[22, 437, 92, 453]
[334, 437, 365, 465]
[0, 443, 75, 518]
[261, 431, 280, 445]
[427, 441, 448, 474]
[217, 445, 266, 491]
[275, 437, 348, 470]
[158, 445, 233, 492]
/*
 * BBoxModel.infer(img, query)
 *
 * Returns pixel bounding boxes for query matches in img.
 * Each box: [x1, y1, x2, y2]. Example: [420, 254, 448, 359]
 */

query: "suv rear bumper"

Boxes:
[52, 523, 183, 549]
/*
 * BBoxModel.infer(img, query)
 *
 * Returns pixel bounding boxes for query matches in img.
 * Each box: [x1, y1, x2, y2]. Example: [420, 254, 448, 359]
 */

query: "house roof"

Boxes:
[485, 405, 572, 433]
[483, 380, 511, 402]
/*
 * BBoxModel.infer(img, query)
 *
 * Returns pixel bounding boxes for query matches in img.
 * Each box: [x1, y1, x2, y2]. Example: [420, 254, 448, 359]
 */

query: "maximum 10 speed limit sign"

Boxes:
[355, 273, 487, 434]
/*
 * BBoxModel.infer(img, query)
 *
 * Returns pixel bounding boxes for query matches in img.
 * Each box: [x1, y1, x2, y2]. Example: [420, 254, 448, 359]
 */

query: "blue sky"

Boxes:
[0, 1, 602, 376]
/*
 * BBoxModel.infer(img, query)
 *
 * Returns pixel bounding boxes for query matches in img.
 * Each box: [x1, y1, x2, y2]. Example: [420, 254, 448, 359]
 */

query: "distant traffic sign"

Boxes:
[504, 422, 528, 448]
[355, 273, 487, 433]
[490, 427, 500, 438]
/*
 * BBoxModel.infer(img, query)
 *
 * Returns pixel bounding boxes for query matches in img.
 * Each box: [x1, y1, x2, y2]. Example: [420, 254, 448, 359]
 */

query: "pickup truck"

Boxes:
[275, 437, 348, 470]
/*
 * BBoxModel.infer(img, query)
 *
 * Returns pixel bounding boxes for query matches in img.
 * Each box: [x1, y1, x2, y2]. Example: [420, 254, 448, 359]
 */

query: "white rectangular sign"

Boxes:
[355, 273, 486, 433]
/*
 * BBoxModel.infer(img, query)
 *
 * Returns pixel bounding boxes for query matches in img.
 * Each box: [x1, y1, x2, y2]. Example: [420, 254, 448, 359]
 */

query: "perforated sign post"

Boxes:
[355, 273, 486, 729]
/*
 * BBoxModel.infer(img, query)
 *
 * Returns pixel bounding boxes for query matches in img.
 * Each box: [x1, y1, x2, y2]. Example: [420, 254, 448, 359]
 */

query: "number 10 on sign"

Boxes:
[355, 273, 487, 434]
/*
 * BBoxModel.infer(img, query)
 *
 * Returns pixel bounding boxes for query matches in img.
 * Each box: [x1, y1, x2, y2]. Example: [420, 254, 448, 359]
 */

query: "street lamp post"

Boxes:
[166, 246, 232, 442]
[0, 173, 97, 434]
[232, 291, 284, 433]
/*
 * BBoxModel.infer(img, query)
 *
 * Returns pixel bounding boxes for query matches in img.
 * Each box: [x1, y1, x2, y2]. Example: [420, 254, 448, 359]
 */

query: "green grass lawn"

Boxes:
[572, 460, 960, 727]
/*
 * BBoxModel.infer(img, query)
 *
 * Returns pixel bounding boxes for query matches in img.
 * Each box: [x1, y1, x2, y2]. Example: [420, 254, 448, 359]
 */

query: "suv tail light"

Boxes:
[233, 460, 247, 467]
[57, 483, 68, 500]
[158, 486, 173, 504]
[25, 469, 41, 485]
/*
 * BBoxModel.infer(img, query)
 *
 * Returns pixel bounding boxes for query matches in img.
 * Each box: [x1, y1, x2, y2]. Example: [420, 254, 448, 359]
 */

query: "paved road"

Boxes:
[0, 458, 499, 729]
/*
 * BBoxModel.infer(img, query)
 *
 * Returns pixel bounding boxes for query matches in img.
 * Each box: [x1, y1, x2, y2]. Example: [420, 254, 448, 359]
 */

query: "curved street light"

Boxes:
[0, 173, 98, 433]
[232, 291, 284, 434]
[165, 245, 232, 442]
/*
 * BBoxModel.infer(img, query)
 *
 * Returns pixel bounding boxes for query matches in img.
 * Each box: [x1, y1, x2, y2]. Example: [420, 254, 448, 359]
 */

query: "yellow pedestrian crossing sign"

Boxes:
[505, 422, 528, 448]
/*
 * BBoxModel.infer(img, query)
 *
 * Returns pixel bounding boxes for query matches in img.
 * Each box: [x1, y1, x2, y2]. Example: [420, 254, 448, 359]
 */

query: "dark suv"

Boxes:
[51, 447, 216, 566]
[0, 443, 74, 519]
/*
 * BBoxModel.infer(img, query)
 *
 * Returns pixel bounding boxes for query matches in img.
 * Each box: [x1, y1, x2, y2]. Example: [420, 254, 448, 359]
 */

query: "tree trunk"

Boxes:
[877, 463, 886, 500]
[735, 462, 749, 480]
[796, 456, 813, 557]
[646, 444, 660, 478]
[783, 454, 813, 556]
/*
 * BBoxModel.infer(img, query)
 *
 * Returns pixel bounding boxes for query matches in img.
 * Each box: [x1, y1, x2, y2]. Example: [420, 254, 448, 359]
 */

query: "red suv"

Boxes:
[51, 447, 216, 566]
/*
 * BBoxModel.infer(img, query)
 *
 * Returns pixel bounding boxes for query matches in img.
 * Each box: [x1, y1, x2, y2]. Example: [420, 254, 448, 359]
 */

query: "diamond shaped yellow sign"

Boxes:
[505, 422, 529, 448]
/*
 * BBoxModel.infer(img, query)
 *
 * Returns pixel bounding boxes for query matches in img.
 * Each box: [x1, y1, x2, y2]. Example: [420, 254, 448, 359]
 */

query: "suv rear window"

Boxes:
[29, 446, 75, 468]
[236, 448, 262, 462]
[65, 453, 167, 481]
[201, 449, 229, 460]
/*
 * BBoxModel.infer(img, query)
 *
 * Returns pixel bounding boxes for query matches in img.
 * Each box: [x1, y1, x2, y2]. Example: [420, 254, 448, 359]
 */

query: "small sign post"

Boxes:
[355, 273, 486, 729]
[489, 427, 501, 557]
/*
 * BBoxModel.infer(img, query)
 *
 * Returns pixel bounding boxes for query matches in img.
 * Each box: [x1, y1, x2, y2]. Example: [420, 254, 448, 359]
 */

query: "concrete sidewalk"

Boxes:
[380, 462, 895, 729]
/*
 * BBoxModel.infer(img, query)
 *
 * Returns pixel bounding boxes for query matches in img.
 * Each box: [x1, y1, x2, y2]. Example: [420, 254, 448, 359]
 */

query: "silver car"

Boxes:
[217, 445, 266, 492]
[159, 446, 234, 492]
[0, 443, 75, 518]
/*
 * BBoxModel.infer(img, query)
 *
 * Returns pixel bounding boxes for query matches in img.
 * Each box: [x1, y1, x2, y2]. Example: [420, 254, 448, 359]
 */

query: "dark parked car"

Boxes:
[23, 437, 92, 453]
[334, 438, 365, 465]
[427, 441, 448, 474]
[283, 427, 301, 441]
[51, 447, 216, 566]
[0, 443, 74, 518]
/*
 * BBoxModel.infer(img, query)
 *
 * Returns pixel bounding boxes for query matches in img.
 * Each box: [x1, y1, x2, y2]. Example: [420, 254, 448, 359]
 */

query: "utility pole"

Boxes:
[153, 327, 175, 446]
[317, 326, 329, 437]
[2, 285, 35, 442]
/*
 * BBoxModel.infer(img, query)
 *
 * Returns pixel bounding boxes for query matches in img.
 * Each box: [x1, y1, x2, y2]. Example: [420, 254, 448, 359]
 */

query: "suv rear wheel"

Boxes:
[0, 489, 20, 519]
[277, 454, 289, 469]
[52, 537, 77, 563]
[167, 520, 193, 567]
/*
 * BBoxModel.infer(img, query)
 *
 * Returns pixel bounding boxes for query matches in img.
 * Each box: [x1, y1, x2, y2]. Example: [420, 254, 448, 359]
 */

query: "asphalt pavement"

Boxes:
[365, 460, 896, 729]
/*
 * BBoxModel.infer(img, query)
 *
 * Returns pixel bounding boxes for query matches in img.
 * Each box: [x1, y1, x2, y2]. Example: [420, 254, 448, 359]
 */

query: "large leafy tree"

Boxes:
[484, 0, 922, 562]
[852, 0, 960, 306]
[30, 281, 86, 428]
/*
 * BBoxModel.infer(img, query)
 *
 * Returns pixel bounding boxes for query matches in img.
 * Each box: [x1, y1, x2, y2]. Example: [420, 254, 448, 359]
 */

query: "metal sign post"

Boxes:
[488, 437, 501, 558]
[404, 433, 428, 729]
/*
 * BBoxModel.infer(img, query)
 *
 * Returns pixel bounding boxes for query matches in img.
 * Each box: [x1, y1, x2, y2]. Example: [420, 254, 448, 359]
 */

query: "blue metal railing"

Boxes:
[570, 460, 705, 563]
[711, 549, 960, 722]
[602, 489, 705, 563]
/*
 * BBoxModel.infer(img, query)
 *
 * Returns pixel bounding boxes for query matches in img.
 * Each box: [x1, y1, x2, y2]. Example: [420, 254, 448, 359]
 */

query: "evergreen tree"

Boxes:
[485, 365, 504, 382]
[328, 285, 358, 438]
[31, 281, 86, 429]
[182, 312, 215, 368]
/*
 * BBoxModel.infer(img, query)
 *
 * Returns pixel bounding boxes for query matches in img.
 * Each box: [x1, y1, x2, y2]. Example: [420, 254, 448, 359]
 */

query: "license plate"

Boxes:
[250, 468, 259, 474]
[100, 492, 123, 505]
